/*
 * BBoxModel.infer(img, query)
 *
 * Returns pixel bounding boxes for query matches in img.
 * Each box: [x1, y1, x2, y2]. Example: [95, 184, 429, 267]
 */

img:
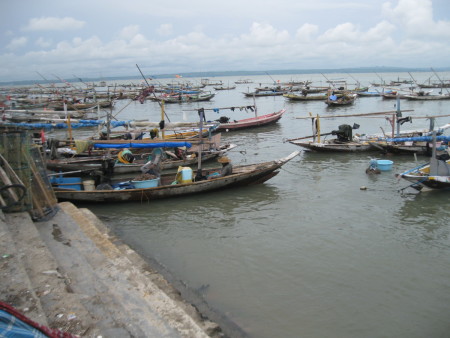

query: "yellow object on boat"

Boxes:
[176, 166, 193, 184]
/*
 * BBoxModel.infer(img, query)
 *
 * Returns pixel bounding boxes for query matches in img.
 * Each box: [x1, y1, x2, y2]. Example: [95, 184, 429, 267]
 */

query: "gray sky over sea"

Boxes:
[1, 0, 449, 82]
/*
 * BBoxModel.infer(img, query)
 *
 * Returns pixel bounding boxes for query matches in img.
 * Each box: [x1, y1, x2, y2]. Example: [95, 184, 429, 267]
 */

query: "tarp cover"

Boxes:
[386, 135, 450, 142]
[93, 141, 192, 149]
[0, 301, 75, 337]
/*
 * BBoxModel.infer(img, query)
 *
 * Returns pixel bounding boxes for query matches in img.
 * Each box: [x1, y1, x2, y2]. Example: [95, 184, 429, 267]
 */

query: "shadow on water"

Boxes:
[394, 191, 450, 250]
[86, 183, 282, 228]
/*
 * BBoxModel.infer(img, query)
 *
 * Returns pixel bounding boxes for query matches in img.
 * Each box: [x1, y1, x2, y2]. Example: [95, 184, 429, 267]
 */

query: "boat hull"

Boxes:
[54, 152, 300, 203]
[290, 140, 372, 152]
[368, 142, 429, 155]
[47, 152, 223, 174]
[399, 159, 450, 190]
[216, 110, 285, 131]
[400, 174, 450, 190]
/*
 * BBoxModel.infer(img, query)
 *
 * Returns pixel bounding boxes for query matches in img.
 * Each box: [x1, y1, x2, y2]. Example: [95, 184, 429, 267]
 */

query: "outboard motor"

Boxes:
[217, 116, 230, 123]
[332, 124, 353, 142]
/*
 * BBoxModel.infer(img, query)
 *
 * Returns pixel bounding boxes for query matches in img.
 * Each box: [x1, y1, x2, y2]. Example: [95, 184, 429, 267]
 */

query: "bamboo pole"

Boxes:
[295, 110, 414, 119]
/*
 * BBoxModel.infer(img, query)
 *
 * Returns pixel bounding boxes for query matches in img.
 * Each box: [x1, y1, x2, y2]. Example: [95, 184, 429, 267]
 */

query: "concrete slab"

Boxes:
[1, 203, 223, 337]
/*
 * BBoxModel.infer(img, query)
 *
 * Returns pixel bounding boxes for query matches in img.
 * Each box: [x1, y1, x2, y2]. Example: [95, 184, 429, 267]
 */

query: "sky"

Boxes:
[1, 0, 450, 82]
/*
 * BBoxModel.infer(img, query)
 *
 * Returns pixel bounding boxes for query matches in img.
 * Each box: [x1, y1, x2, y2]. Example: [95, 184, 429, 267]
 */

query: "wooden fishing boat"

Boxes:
[283, 93, 327, 101]
[369, 141, 430, 154]
[213, 85, 236, 90]
[381, 91, 408, 99]
[234, 79, 253, 84]
[368, 124, 450, 155]
[46, 143, 237, 174]
[289, 139, 372, 152]
[152, 92, 215, 103]
[399, 159, 450, 190]
[53, 151, 300, 202]
[356, 91, 382, 97]
[243, 91, 285, 97]
[325, 93, 357, 106]
[215, 109, 285, 131]
[287, 118, 373, 152]
[405, 93, 450, 100]
[398, 133, 450, 191]
[48, 100, 113, 110]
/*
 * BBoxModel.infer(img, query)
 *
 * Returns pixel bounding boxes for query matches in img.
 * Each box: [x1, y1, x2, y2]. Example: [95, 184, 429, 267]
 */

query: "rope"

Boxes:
[0, 184, 27, 210]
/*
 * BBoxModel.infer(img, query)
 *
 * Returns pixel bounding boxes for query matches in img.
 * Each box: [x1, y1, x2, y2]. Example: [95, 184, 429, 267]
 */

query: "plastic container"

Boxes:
[82, 180, 95, 191]
[176, 166, 193, 184]
[131, 178, 159, 188]
[376, 159, 394, 171]
[50, 176, 82, 190]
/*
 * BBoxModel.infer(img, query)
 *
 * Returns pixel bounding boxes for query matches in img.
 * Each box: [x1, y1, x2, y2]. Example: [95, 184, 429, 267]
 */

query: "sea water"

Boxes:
[75, 72, 450, 338]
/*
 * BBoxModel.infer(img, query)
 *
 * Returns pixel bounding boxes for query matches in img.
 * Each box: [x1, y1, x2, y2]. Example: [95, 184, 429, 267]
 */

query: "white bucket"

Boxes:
[82, 180, 95, 191]
[177, 166, 193, 183]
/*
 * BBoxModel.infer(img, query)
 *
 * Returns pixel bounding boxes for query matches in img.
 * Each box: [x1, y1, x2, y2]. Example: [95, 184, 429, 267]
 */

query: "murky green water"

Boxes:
[77, 72, 450, 338]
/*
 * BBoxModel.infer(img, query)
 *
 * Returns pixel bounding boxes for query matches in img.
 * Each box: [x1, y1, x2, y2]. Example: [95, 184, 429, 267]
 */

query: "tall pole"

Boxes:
[197, 108, 204, 173]
[396, 93, 402, 137]
[161, 101, 165, 139]
[136, 64, 171, 122]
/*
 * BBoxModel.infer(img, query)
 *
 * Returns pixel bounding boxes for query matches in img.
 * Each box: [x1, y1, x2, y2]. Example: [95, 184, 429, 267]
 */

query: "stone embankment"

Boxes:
[0, 202, 222, 337]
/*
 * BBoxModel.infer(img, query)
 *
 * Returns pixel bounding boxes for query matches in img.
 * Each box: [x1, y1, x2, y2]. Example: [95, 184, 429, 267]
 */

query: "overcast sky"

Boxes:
[1, 0, 449, 82]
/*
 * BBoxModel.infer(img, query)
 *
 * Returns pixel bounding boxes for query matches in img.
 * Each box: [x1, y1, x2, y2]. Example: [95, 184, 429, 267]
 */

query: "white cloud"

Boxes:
[363, 21, 396, 42]
[119, 25, 140, 40]
[318, 23, 361, 43]
[295, 24, 319, 42]
[23, 17, 85, 31]
[382, 0, 450, 39]
[157, 24, 173, 36]
[35, 37, 53, 48]
[240, 23, 290, 46]
[1, 0, 449, 81]
[6, 37, 28, 50]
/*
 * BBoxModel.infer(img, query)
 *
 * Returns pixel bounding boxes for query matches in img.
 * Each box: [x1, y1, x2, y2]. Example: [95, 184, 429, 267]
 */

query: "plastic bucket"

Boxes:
[131, 178, 159, 188]
[177, 166, 193, 183]
[376, 159, 393, 171]
[82, 180, 95, 191]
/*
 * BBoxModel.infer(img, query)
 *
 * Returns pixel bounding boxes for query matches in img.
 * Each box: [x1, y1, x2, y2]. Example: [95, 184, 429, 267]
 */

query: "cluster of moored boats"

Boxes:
[1, 73, 449, 203]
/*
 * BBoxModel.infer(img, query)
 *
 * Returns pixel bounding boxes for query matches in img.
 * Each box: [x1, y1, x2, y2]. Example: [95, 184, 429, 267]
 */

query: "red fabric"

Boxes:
[41, 129, 46, 144]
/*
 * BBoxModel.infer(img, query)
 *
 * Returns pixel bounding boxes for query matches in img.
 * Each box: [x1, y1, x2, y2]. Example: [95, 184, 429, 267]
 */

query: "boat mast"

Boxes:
[431, 68, 450, 95]
[197, 108, 204, 176]
[136, 64, 171, 139]
[396, 93, 401, 137]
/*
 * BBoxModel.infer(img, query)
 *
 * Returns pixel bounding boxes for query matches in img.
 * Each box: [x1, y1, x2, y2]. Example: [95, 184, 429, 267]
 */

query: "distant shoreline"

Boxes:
[1, 66, 449, 86]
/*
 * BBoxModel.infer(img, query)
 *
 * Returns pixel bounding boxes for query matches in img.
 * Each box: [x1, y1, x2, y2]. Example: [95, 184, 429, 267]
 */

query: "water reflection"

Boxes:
[63, 72, 450, 338]
[395, 192, 450, 249]
[88, 183, 282, 232]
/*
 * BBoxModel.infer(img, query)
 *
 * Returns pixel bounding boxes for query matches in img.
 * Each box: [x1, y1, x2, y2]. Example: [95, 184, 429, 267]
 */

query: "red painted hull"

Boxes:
[216, 110, 285, 131]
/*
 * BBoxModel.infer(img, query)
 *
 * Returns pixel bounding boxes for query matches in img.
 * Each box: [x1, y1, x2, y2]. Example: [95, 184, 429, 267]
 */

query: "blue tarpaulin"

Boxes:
[3, 120, 131, 130]
[93, 141, 192, 149]
[386, 135, 450, 142]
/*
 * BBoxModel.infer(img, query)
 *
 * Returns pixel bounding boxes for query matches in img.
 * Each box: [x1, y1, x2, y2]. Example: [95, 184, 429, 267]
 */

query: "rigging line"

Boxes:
[135, 64, 171, 122]
[431, 67, 450, 95]
[182, 105, 256, 112]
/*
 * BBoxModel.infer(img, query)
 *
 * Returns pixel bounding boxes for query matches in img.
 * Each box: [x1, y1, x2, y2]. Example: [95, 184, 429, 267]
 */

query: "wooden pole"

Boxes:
[197, 109, 204, 173]
[317, 114, 321, 143]
[295, 110, 414, 119]
[161, 100, 165, 139]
